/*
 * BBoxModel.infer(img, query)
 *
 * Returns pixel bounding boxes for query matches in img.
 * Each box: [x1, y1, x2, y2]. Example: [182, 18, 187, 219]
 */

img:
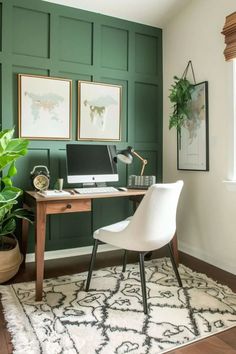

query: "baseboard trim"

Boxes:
[26, 241, 236, 275]
[179, 241, 236, 275]
[25, 244, 119, 263]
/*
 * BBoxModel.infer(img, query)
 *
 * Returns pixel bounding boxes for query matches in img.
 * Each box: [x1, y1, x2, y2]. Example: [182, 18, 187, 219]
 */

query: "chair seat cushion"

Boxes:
[94, 219, 130, 240]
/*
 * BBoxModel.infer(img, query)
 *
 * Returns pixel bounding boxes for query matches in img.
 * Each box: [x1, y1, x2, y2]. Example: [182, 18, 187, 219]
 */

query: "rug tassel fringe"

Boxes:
[0, 286, 40, 354]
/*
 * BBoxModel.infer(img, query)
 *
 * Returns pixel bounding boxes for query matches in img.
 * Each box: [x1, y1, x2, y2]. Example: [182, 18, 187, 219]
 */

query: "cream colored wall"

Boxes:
[163, 0, 236, 274]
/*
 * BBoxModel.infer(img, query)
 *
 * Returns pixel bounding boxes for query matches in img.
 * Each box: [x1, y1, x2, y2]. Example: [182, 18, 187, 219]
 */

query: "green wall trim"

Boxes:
[0, 0, 163, 251]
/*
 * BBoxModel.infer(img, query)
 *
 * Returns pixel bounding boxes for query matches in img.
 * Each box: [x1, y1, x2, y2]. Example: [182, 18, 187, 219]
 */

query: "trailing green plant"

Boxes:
[168, 76, 194, 133]
[0, 128, 33, 250]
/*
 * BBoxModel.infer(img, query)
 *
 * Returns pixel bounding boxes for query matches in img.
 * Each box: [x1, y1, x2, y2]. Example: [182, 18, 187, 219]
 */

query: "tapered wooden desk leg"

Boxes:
[171, 232, 179, 266]
[21, 203, 29, 265]
[35, 203, 46, 301]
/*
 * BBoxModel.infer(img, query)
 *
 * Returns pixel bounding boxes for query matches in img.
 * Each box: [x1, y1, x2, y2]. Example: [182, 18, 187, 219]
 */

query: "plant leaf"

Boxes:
[7, 161, 17, 178]
[0, 129, 14, 154]
[168, 76, 194, 131]
[0, 187, 22, 203]
[11, 208, 34, 223]
[1, 176, 12, 187]
[0, 219, 16, 236]
[0, 129, 29, 171]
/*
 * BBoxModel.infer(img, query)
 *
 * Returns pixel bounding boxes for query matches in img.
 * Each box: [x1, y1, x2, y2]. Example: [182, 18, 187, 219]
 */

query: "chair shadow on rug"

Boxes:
[85, 181, 184, 314]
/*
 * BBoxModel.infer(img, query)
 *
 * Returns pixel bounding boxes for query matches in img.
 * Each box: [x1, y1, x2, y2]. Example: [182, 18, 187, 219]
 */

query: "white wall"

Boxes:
[163, 0, 236, 274]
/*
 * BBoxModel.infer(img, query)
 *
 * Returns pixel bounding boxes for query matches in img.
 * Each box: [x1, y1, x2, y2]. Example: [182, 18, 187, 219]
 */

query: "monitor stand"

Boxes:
[96, 182, 107, 187]
[82, 182, 107, 188]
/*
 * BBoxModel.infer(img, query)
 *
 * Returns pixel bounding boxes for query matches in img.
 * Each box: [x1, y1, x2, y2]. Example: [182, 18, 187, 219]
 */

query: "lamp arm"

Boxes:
[131, 149, 148, 176]
[140, 160, 147, 176]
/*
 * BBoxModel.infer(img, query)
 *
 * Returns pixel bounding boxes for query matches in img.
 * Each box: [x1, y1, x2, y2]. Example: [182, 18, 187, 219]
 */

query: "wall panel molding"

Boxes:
[12, 6, 50, 58]
[1, 0, 162, 252]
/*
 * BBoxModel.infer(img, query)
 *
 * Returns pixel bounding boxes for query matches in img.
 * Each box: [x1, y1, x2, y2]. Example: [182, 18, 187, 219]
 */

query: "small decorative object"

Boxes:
[78, 81, 122, 141]
[18, 74, 72, 140]
[177, 81, 209, 171]
[30, 165, 50, 191]
[0, 128, 33, 283]
[57, 178, 64, 191]
[168, 61, 195, 133]
[127, 175, 156, 189]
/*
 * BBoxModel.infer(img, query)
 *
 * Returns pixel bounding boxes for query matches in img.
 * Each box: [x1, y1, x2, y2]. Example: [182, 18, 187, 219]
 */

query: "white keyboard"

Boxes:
[74, 186, 119, 194]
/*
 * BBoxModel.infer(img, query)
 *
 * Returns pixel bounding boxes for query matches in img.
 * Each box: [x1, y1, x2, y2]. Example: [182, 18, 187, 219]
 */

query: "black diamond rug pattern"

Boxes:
[0, 258, 235, 354]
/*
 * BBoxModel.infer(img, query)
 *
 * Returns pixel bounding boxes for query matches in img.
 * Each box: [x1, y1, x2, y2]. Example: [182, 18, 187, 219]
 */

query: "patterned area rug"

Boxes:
[0, 258, 236, 354]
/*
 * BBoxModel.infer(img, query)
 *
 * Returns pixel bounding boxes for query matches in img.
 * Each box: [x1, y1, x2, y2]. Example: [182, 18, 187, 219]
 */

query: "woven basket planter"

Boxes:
[0, 236, 23, 284]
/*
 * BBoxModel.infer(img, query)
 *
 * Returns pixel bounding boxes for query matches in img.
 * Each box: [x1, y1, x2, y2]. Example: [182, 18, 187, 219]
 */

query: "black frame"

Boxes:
[177, 81, 209, 171]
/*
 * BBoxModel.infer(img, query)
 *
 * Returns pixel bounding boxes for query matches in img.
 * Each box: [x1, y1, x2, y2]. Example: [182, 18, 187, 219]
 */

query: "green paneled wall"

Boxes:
[0, 0, 163, 252]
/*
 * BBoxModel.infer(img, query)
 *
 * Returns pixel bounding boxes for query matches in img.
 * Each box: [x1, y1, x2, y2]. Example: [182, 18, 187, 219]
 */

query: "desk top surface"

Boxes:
[25, 189, 146, 202]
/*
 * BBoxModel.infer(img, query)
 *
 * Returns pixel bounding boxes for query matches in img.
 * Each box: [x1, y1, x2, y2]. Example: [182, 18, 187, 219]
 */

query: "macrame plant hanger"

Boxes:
[182, 60, 196, 84]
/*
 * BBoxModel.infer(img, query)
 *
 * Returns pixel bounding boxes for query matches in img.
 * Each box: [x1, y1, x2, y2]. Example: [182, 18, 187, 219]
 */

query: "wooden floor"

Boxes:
[0, 249, 236, 354]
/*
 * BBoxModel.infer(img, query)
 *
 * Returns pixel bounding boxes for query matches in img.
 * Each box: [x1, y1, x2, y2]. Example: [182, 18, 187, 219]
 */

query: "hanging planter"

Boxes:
[168, 61, 196, 134]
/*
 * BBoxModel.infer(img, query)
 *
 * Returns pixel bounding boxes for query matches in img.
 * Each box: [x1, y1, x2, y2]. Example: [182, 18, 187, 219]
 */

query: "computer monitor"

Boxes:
[66, 144, 118, 184]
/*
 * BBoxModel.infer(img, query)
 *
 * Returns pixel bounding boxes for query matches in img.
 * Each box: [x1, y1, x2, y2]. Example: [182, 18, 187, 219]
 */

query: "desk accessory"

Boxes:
[57, 178, 64, 191]
[31, 165, 50, 191]
[128, 175, 156, 189]
[118, 187, 128, 192]
[38, 190, 70, 197]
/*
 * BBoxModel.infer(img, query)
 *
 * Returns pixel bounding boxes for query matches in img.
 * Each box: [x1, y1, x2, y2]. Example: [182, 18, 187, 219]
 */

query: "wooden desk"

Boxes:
[22, 189, 145, 300]
[22, 189, 179, 301]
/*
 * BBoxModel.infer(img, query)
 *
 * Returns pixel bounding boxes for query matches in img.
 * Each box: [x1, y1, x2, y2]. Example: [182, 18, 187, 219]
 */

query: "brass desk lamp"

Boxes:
[117, 146, 147, 176]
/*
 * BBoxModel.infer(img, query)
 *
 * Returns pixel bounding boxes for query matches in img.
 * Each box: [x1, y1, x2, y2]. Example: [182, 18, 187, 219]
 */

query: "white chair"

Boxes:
[85, 180, 184, 314]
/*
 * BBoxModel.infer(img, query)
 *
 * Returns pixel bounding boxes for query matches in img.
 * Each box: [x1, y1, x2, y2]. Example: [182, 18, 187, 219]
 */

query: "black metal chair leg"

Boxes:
[139, 253, 148, 314]
[85, 239, 99, 291]
[122, 250, 128, 272]
[167, 243, 182, 287]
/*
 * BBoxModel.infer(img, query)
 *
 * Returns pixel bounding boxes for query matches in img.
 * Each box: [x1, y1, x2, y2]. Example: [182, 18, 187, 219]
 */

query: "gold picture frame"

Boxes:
[18, 74, 72, 140]
[78, 81, 122, 141]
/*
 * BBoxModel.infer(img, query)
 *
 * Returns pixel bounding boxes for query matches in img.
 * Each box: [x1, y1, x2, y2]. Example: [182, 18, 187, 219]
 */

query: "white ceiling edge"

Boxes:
[42, 0, 190, 28]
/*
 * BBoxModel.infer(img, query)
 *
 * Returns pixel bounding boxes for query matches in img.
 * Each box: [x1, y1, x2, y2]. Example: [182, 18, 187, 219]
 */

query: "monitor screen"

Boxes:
[66, 144, 118, 184]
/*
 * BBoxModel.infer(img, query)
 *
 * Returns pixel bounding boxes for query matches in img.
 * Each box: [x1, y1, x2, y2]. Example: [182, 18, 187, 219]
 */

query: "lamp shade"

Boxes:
[117, 146, 133, 164]
[222, 12, 236, 61]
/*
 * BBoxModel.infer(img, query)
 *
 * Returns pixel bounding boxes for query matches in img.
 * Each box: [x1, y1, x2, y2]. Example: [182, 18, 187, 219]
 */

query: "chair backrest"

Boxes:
[126, 181, 184, 249]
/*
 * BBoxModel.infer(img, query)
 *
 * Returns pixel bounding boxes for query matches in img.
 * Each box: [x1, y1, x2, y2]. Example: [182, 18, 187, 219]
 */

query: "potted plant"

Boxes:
[0, 128, 33, 283]
[168, 75, 194, 134]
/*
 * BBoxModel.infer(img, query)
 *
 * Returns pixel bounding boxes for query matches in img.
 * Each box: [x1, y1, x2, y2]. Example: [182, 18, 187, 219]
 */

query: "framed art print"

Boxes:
[18, 74, 72, 140]
[78, 81, 122, 141]
[177, 81, 209, 171]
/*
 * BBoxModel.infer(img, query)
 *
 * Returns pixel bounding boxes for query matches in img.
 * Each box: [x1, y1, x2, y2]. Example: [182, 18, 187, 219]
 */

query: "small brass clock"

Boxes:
[31, 165, 50, 191]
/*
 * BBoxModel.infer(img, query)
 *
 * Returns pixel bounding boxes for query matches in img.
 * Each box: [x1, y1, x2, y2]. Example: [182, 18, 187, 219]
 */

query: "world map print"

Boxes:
[79, 82, 121, 140]
[19, 75, 71, 139]
[184, 84, 205, 143]
[178, 81, 208, 170]
[25, 92, 64, 122]
[83, 95, 118, 130]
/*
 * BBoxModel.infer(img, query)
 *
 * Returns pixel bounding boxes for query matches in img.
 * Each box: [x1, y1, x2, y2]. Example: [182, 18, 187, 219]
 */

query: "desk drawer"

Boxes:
[45, 199, 91, 214]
